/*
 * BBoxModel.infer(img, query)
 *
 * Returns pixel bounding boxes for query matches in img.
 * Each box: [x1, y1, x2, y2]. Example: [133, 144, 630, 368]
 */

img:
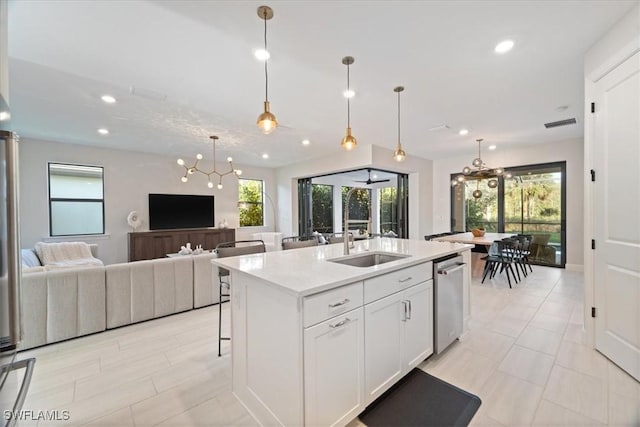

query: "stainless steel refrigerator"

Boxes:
[0, 97, 34, 426]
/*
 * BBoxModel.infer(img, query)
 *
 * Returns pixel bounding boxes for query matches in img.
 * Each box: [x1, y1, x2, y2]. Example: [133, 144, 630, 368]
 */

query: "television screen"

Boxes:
[148, 194, 214, 230]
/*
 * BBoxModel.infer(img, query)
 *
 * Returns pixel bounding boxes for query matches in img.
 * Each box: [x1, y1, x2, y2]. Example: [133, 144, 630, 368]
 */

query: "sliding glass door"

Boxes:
[451, 161, 566, 267]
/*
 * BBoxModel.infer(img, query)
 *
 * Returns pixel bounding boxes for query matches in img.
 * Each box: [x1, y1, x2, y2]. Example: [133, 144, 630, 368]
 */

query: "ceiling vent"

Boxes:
[544, 118, 577, 128]
[129, 86, 167, 102]
[428, 124, 450, 131]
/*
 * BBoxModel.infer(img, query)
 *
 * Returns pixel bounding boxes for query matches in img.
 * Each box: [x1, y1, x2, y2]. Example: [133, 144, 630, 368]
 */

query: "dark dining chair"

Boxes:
[482, 240, 520, 288]
[215, 240, 266, 356]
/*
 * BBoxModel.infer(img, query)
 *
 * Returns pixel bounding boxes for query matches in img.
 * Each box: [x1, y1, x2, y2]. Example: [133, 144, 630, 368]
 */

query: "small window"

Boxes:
[48, 163, 104, 236]
[238, 178, 264, 227]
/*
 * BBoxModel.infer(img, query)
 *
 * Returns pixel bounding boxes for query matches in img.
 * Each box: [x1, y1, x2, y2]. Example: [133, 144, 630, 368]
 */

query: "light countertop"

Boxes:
[212, 237, 472, 297]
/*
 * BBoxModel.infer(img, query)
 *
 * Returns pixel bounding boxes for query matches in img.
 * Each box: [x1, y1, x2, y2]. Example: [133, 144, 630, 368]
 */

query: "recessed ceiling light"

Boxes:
[254, 49, 270, 61]
[97, 128, 109, 135]
[372, 174, 378, 179]
[0, 111, 10, 121]
[458, 129, 469, 136]
[494, 40, 514, 54]
[262, 153, 269, 159]
[101, 95, 116, 104]
[343, 89, 355, 98]
[488, 145, 497, 150]
[301, 139, 311, 146]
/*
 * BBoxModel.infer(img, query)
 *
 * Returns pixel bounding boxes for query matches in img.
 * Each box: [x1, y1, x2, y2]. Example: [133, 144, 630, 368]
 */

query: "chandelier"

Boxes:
[451, 138, 512, 198]
[177, 135, 242, 190]
[256, 5, 278, 135]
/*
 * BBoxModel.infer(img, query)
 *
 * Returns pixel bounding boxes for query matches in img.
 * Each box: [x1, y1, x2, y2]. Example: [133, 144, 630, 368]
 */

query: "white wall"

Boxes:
[432, 137, 584, 267]
[18, 138, 277, 265]
[275, 144, 434, 241]
[0, 0, 8, 104]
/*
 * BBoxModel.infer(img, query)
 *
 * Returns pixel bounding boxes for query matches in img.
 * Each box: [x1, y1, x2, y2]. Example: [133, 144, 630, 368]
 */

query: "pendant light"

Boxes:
[393, 86, 406, 162]
[341, 56, 357, 151]
[256, 5, 277, 135]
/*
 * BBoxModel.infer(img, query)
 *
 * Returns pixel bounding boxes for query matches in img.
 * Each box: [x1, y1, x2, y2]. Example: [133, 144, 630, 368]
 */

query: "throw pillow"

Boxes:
[21, 249, 42, 267]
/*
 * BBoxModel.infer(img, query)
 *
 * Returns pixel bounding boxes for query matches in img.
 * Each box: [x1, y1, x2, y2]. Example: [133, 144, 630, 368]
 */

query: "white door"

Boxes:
[402, 281, 434, 369]
[593, 51, 640, 381]
[364, 292, 404, 403]
[303, 307, 365, 427]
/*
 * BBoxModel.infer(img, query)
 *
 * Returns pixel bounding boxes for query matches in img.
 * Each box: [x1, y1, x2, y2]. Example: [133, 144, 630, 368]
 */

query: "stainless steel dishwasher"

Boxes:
[433, 254, 465, 354]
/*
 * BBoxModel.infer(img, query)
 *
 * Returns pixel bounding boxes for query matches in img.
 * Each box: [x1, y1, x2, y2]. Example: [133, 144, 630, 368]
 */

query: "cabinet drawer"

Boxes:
[304, 282, 363, 327]
[364, 262, 432, 304]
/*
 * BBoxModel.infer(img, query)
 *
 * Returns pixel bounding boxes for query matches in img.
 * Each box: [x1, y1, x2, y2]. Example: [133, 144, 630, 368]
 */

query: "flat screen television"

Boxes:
[148, 194, 214, 230]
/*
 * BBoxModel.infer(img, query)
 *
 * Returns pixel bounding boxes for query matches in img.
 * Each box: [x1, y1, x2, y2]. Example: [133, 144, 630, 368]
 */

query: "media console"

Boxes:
[128, 228, 235, 261]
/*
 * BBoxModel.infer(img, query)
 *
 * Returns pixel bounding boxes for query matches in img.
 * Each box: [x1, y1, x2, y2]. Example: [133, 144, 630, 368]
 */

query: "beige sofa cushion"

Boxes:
[193, 252, 220, 308]
[19, 266, 106, 349]
[106, 257, 194, 329]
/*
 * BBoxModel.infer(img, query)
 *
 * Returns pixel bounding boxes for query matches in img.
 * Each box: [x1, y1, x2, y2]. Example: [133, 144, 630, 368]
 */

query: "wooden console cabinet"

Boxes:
[128, 228, 235, 261]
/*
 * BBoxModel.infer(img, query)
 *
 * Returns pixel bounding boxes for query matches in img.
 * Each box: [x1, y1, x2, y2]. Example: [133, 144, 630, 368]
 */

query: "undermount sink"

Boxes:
[328, 252, 410, 268]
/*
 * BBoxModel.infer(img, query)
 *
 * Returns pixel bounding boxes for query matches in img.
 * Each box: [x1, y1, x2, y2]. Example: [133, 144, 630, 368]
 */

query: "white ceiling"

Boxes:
[6, 0, 636, 168]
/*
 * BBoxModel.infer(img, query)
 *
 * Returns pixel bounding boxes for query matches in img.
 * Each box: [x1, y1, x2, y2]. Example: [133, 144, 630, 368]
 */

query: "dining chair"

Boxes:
[282, 236, 319, 250]
[513, 234, 533, 275]
[482, 240, 520, 288]
[328, 232, 353, 244]
[215, 240, 266, 356]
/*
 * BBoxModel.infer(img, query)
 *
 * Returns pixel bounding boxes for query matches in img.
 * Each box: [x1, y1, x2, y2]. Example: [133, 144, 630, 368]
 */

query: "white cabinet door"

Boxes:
[304, 307, 365, 427]
[593, 51, 640, 381]
[364, 292, 404, 403]
[402, 281, 433, 369]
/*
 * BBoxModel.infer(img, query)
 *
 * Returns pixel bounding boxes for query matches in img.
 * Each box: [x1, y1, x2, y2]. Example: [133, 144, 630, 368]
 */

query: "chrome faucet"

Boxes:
[343, 187, 369, 255]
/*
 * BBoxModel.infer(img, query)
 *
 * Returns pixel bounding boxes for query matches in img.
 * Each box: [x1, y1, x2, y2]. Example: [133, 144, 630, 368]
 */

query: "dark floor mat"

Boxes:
[359, 368, 482, 427]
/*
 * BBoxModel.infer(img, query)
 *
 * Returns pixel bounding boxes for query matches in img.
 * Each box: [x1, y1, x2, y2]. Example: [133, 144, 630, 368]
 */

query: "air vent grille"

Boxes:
[544, 118, 577, 128]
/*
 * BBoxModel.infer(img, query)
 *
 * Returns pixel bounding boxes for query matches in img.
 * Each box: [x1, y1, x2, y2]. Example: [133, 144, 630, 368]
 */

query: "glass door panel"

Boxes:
[503, 165, 565, 267]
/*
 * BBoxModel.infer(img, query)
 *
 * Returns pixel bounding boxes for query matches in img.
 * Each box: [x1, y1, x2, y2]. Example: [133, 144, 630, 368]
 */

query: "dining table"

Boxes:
[432, 232, 515, 246]
[433, 232, 516, 277]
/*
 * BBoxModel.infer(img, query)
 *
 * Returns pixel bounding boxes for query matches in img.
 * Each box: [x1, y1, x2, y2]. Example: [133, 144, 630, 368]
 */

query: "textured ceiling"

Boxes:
[6, 0, 636, 168]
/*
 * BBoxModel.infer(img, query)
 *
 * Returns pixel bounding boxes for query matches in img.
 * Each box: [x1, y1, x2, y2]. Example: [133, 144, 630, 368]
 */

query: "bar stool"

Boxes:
[215, 240, 266, 356]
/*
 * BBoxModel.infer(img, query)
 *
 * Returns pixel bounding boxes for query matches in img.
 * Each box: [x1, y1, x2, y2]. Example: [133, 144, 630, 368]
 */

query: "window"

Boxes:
[311, 184, 333, 234]
[450, 161, 566, 267]
[48, 163, 104, 236]
[238, 179, 264, 227]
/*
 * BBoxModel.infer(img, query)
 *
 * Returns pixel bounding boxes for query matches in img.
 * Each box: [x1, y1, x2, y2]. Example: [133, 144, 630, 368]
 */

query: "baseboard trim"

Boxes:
[566, 264, 584, 272]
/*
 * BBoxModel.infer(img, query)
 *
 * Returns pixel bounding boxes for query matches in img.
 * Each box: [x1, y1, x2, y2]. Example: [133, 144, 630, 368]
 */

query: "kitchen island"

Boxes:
[212, 238, 472, 427]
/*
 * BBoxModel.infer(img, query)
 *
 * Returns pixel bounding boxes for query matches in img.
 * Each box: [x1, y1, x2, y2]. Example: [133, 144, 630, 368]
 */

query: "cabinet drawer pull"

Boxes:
[329, 318, 351, 329]
[398, 276, 413, 283]
[328, 298, 350, 308]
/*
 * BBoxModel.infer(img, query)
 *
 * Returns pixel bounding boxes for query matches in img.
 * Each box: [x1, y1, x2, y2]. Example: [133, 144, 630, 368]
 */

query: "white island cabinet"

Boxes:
[212, 238, 471, 427]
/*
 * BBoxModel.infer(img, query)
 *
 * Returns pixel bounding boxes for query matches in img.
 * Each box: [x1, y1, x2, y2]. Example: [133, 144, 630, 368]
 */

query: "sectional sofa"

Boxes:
[19, 244, 220, 350]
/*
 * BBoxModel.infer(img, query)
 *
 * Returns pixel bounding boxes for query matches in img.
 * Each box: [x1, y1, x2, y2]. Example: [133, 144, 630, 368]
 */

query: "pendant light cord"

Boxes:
[346, 63, 351, 128]
[397, 90, 401, 146]
[263, 11, 269, 102]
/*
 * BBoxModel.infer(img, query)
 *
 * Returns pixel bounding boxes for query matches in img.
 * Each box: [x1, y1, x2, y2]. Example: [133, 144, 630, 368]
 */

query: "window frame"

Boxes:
[48, 162, 105, 237]
[238, 178, 265, 227]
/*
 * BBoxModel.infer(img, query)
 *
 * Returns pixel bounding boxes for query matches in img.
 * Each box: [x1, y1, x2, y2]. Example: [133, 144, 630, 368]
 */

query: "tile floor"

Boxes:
[12, 266, 640, 426]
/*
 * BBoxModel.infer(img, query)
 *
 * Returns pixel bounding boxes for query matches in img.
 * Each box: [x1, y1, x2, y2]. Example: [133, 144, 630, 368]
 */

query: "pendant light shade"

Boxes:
[393, 86, 406, 162]
[341, 56, 357, 151]
[256, 6, 277, 135]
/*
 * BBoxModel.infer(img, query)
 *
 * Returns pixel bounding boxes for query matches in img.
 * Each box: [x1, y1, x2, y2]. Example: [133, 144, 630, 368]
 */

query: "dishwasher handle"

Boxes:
[438, 263, 466, 275]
